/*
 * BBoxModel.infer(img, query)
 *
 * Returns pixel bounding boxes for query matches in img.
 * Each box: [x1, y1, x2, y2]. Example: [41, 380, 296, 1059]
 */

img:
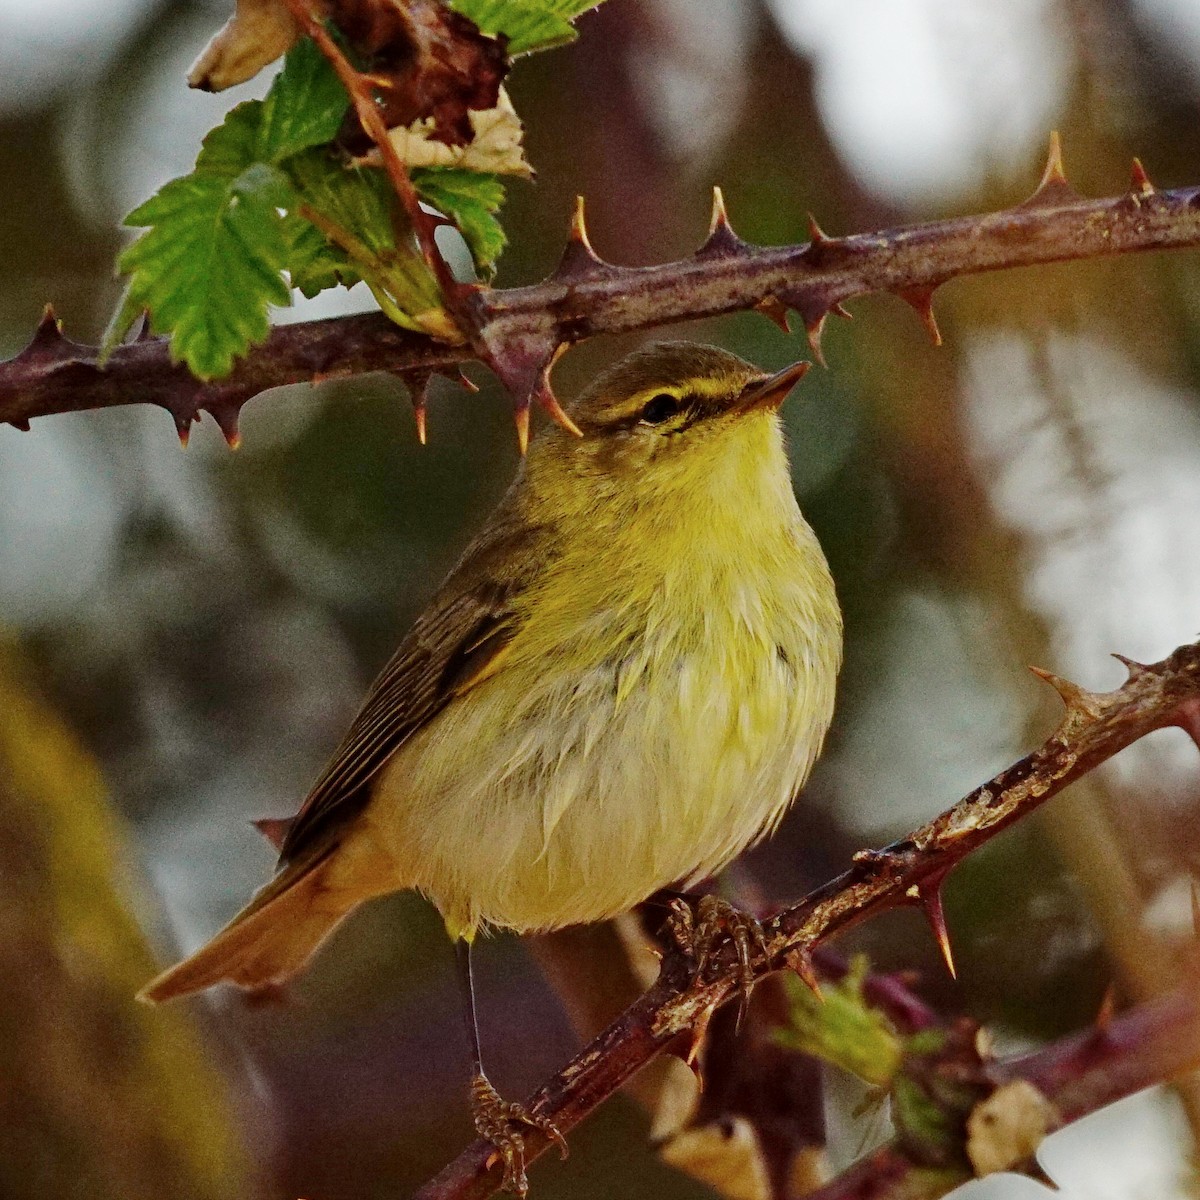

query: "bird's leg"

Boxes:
[455, 940, 567, 1197]
[668, 893, 772, 997]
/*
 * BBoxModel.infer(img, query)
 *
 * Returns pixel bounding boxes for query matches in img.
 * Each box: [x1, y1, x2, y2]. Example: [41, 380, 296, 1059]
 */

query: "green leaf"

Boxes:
[285, 219, 362, 298]
[449, 0, 606, 55]
[118, 165, 294, 378]
[283, 149, 448, 334]
[108, 38, 351, 378]
[255, 35, 349, 162]
[412, 167, 507, 274]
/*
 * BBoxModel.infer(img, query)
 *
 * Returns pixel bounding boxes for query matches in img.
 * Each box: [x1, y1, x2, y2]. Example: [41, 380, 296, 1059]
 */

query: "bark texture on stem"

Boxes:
[4, 161, 1199, 441]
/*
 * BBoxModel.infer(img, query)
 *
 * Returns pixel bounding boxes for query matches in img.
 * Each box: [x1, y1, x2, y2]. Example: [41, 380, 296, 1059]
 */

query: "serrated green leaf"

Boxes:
[285, 219, 362, 298]
[449, 0, 605, 55]
[412, 167, 507, 274]
[255, 36, 349, 162]
[119, 165, 293, 378]
[112, 38, 352, 377]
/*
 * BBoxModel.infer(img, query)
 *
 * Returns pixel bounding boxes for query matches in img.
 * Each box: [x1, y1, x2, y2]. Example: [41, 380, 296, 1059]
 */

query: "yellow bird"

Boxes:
[141, 340, 842, 1192]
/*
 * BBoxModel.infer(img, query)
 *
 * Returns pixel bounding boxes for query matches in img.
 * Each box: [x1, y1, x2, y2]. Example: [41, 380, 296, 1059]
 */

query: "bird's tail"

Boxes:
[138, 849, 357, 1004]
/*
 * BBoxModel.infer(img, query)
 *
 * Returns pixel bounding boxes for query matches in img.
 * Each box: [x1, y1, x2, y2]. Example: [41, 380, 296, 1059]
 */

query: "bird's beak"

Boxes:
[736, 360, 811, 414]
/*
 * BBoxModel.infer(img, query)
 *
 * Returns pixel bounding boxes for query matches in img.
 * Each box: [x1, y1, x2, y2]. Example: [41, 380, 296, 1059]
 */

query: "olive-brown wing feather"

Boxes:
[278, 504, 545, 866]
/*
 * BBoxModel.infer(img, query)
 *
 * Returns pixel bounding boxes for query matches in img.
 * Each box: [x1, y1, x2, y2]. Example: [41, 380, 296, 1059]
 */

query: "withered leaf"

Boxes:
[334, 0, 508, 147]
[189, 0, 300, 92]
[376, 88, 531, 177]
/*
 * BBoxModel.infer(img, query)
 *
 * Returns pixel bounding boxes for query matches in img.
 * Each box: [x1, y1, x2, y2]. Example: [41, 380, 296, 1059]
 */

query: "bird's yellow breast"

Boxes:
[366, 415, 842, 938]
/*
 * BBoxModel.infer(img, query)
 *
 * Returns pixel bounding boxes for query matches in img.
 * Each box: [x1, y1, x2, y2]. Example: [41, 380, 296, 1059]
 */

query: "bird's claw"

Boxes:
[471, 1074, 567, 1197]
[668, 894, 771, 998]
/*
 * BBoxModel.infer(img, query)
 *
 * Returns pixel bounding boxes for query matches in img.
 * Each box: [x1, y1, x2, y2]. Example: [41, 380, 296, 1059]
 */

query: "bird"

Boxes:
[140, 340, 842, 1193]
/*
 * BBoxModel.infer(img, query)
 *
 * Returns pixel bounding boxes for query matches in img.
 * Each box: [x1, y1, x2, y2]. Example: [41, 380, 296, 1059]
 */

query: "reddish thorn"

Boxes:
[1028, 665, 1090, 709]
[808, 213, 831, 243]
[915, 877, 956, 979]
[898, 286, 943, 346]
[1041, 130, 1068, 188]
[513, 403, 531, 456]
[709, 185, 730, 236]
[1129, 157, 1155, 196]
[213, 409, 242, 451]
[684, 997, 719, 1075]
[1111, 652, 1148, 680]
[535, 344, 581, 438]
[697, 185, 746, 256]
[457, 370, 480, 395]
[1094, 983, 1118, 1033]
[8, 418, 31, 432]
[21, 304, 67, 359]
[805, 312, 828, 368]
[830, 302, 852, 320]
[785, 948, 823, 998]
[552, 196, 608, 278]
[414, 402, 427, 445]
[755, 296, 791, 334]
[251, 816, 294, 851]
[175, 416, 191, 450]
[1021, 130, 1079, 207]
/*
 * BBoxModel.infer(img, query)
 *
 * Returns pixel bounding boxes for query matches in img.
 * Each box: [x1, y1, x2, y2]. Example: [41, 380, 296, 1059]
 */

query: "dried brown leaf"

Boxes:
[658, 1117, 771, 1200]
[335, 0, 508, 147]
[188, 0, 300, 91]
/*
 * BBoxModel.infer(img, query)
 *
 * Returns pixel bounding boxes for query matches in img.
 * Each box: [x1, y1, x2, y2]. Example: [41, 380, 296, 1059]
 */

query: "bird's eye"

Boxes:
[639, 393, 681, 425]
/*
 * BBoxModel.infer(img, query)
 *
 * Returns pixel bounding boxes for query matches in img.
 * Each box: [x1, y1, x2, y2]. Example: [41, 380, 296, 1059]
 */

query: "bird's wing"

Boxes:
[278, 499, 547, 866]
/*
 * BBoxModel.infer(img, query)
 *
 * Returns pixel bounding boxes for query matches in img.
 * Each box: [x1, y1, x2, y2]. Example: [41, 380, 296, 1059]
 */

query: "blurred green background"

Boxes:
[3, 1, 1200, 1197]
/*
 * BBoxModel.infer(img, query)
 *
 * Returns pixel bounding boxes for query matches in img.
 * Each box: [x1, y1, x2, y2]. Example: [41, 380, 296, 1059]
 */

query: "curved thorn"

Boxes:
[805, 312, 828, 368]
[414, 401, 428, 445]
[513, 403, 531, 456]
[807, 213, 829, 243]
[457, 370, 480, 395]
[1129, 157, 1155, 197]
[551, 196, 609, 279]
[898, 286, 943, 346]
[534, 343, 582, 437]
[830, 301, 853, 320]
[785, 948, 823, 998]
[1028, 665, 1091, 710]
[755, 296, 791, 333]
[214, 408, 242, 451]
[1112, 652, 1149, 680]
[697, 185, 747, 256]
[684, 996, 719, 1075]
[1022, 130, 1080, 207]
[1041, 130, 1067, 188]
[709, 185, 730, 236]
[916, 879, 956, 979]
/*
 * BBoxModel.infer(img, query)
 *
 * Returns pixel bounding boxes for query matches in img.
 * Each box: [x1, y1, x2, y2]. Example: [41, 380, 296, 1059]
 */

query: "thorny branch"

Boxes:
[414, 640, 1200, 1199]
[3, 141, 1200, 449]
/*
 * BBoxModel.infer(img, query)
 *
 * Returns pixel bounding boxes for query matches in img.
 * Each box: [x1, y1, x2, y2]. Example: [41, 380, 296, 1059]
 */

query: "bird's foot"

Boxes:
[471, 1073, 567, 1197]
[668, 893, 772, 997]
